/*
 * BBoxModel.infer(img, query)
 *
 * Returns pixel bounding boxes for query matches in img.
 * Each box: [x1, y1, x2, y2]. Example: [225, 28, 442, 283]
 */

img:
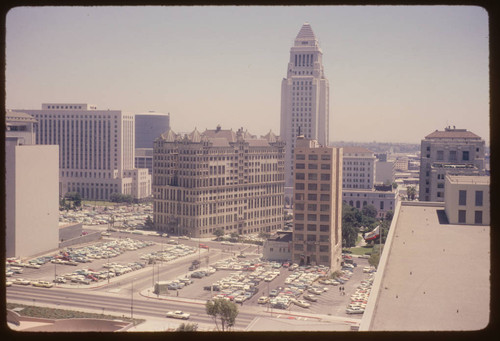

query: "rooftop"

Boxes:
[424, 127, 482, 140]
[360, 201, 490, 331]
[446, 174, 490, 185]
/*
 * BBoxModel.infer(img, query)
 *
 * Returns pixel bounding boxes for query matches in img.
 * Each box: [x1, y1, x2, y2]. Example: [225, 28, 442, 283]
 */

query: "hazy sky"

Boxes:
[5, 6, 490, 144]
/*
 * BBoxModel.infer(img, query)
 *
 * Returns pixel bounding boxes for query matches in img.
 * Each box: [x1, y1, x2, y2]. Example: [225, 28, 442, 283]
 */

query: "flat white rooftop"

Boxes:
[361, 202, 490, 331]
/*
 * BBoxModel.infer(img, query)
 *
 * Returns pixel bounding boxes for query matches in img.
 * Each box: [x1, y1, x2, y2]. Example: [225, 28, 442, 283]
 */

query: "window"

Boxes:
[308, 194, 317, 201]
[307, 214, 317, 221]
[296, 172, 305, 180]
[296, 183, 305, 190]
[320, 214, 329, 222]
[308, 183, 318, 190]
[308, 173, 318, 180]
[319, 245, 329, 252]
[458, 210, 466, 223]
[296, 154, 305, 160]
[320, 204, 330, 212]
[306, 244, 316, 252]
[475, 191, 483, 206]
[437, 150, 444, 160]
[320, 174, 330, 181]
[295, 203, 304, 210]
[307, 224, 316, 232]
[295, 224, 304, 231]
[459, 190, 467, 205]
[307, 204, 317, 211]
[320, 225, 329, 232]
[321, 164, 330, 170]
[295, 213, 304, 221]
[294, 244, 304, 251]
[321, 154, 331, 160]
[475, 211, 483, 224]
[308, 163, 318, 169]
[295, 233, 304, 241]
[320, 184, 330, 191]
[296, 163, 305, 169]
[320, 194, 330, 201]
[308, 154, 318, 160]
[462, 151, 470, 161]
[319, 235, 329, 242]
[449, 151, 457, 161]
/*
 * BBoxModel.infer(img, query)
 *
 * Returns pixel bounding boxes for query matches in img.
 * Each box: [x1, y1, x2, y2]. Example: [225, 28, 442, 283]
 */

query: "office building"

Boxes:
[342, 146, 376, 189]
[444, 174, 490, 225]
[12, 103, 151, 201]
[135, 112, 170, 174]
[153, 126, 285, 237]
[280, 23, 330, 203]
[291, 136, 342, 270]
[5, 111, 59, 258]
[419, 127, 486, 202]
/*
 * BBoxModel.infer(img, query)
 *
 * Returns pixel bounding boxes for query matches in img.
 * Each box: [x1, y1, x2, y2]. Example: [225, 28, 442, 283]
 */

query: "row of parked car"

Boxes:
[345, 271, 376, 314]
[265, 265, 333, 309]
[7, 278, 54, 288]
[55, 262, 147, 285]
[139, 244, 197, 264]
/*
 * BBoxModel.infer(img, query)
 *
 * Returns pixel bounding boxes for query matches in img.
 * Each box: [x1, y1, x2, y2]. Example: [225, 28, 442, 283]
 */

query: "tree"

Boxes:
[407, 186, 416, 200]
[384, 210, 394, 222]
[213, 228, 225, 239]
[361, 204, 378, 219]
[206, 298, 238, 331]
[65, 192, 82, 208]
[176, 323, 198, 332]
[144, 215, 154, 229]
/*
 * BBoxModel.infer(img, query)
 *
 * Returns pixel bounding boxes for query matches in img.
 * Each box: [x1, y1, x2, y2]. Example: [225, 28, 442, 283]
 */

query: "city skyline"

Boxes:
[6, 6, 489, 144]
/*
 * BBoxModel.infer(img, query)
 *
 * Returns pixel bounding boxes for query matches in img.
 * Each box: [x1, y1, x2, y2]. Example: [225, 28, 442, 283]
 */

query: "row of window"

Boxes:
[296, 154, 331, 161]
[458, 190, 483, 206]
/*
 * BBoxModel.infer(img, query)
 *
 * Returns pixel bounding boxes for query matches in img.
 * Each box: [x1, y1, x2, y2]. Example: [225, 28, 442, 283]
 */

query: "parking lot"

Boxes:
[7, 231, 375, 319]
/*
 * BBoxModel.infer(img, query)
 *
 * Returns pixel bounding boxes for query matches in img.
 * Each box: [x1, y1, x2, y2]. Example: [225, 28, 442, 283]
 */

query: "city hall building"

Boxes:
[153, 126, 285, 237]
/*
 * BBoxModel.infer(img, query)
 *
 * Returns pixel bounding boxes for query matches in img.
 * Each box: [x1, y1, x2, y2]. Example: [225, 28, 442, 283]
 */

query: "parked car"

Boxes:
[32, 281, 53, 288]
[293, 299, 311, 308]
[178, 236, 190, 240]
[13, 278, 31, 285]
[166, 311, 190, 319]
[258, 296, 270, 304]
[303, 294, 318, 302]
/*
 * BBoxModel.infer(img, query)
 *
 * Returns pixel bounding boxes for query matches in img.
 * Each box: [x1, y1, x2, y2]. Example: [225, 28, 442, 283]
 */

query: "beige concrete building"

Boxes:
[12, 103, 151, 201]
[444, 174, 490, 225]
[153, 126, 285, 237]
[341, 146, 376, 189]
[360, 201, 490, 331]
[419, 127, 486, 202]
[5, 112, 59, 258]
[291, 136, 342, 270]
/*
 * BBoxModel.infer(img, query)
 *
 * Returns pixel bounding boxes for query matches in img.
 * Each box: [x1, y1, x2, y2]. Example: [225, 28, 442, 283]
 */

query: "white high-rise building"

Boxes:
[280, 23, 330, 204]
[12, 103, 151, 201]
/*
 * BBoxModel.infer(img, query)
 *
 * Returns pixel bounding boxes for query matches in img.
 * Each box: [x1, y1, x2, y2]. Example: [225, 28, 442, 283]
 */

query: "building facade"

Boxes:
[342, 146, 376, 189]
[153, 126, 285, 237]
[263, 231, 292, 262]
[419, 127, 486, 202]
[12, 103, 151, 201]
[342, 189, 397, 219]
[5, 112, 59, 258]
[135, 112, 170, 175]
[291, 137, 342, 271]
[444, 175, 490, 225]
[280, 23, 330, 201]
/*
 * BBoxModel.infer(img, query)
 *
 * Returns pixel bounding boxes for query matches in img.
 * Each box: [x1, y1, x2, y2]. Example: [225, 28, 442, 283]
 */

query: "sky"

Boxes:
[5, 5, 490, 145]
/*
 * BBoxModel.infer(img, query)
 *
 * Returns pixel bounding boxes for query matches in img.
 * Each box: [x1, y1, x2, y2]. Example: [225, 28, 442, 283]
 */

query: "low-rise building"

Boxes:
[262, 231, 292, 262]
[444, 174, 490, 225]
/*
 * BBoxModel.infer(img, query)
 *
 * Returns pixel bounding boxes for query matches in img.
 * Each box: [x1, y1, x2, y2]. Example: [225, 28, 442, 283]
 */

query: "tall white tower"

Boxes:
[280, 23, 330, 200]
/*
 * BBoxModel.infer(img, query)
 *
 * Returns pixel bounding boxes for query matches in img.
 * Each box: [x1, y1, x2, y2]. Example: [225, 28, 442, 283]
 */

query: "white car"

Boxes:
[258, 296, 269, 304]
[293, 299, 311, 308]
[166, 310, 190, 319]
[13, 278, 31, 285]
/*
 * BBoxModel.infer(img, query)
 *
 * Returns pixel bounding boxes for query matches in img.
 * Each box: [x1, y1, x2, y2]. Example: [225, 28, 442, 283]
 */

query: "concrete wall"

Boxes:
[5, 142, 59, 258]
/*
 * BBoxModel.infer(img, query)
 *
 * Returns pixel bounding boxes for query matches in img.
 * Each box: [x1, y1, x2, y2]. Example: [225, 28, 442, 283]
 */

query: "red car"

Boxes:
[199, 243, 209, 249]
